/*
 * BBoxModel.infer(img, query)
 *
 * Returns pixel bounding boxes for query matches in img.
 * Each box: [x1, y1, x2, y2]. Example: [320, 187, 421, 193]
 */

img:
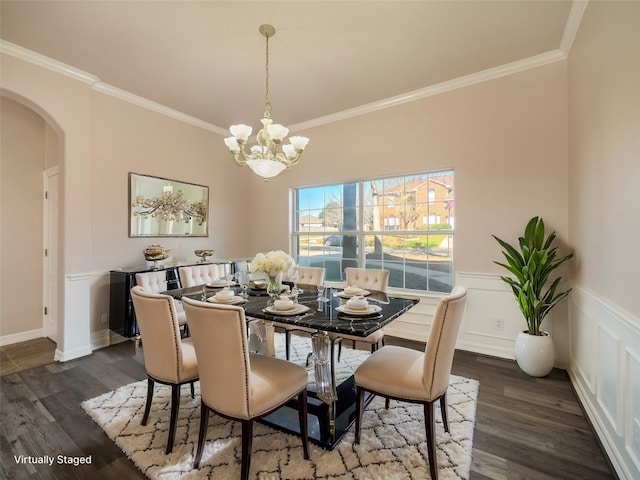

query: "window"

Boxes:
[292, 170, 454, 293]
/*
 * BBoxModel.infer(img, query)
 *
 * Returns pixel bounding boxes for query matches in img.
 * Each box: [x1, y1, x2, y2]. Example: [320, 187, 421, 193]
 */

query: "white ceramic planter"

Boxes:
[514, 330, 555, 377]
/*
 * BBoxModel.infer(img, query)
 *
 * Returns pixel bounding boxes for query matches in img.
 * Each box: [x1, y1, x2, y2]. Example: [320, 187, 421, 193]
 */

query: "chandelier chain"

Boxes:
[264, 32, 271, 118]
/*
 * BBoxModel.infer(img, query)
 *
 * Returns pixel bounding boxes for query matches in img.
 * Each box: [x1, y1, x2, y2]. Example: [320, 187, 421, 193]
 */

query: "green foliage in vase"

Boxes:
[493, 216, 574, 336]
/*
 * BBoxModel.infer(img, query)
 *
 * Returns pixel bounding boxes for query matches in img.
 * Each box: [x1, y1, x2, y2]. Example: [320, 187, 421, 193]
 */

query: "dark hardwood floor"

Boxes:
[0, 336, 616, 480]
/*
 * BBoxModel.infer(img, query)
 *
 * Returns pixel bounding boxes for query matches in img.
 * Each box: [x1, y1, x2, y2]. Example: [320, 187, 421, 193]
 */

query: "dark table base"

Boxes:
[260, 376, 360, 450]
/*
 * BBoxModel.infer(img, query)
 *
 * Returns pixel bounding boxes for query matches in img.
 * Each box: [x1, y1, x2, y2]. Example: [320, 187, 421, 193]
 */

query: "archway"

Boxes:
[1, 90, 65, 350]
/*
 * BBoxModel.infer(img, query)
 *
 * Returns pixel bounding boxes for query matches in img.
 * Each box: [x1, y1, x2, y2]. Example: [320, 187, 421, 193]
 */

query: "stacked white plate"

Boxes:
[336, 304, 382, 316]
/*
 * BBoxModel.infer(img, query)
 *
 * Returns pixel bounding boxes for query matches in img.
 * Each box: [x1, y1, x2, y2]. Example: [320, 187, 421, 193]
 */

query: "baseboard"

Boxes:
[91, 329, 112, 350]
[0, 328, 44, 346]
[54, 345, 93, 362]
[456, 339, 516, 360]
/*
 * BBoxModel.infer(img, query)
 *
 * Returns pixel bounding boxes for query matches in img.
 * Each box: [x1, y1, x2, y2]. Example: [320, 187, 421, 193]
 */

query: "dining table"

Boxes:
[163, 281, 418, 449]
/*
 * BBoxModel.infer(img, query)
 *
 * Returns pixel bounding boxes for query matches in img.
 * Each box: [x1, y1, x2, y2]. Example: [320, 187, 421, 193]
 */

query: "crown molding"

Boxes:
[2, 34, 569, 137]
[1, 39, 225, 134]
[92, 83, 227, 135]
[0, 40, 98, 84]
[289, 49, 566, 132]
[560, 0, 589, 56]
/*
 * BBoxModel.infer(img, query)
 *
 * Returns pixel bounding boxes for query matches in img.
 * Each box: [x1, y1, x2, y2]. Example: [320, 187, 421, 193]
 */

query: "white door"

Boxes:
[43, 167, 59, 342]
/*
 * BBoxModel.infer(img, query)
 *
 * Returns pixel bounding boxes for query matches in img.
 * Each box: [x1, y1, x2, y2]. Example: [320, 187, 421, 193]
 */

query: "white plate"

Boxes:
[337, 289, 371, 298]
[207, 295, 245, 305]
[336, 304, 382, 316]
[207, 280, 236, 287]
[264, 304, 310, 316]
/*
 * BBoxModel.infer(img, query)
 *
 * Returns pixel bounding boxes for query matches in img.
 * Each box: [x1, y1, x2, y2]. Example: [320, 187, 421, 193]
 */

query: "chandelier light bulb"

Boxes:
[224, 137, 240, 152]
[229, 124, 252, 142]
[282, 144, 296, 159]
[289, 136, 310, 151]
[267, 124, 289, 142]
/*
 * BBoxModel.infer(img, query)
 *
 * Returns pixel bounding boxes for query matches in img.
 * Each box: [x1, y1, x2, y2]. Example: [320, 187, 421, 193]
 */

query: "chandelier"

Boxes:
[224, 24, 309, 180]
[132, 190, 207, 225]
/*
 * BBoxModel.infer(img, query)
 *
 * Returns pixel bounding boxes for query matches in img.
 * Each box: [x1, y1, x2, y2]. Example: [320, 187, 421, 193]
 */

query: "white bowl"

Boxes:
[215, 288, 234, 301]
[344, 286, 362, 296]
[274, 298, 294, 310]
[347, 296, 368, 310]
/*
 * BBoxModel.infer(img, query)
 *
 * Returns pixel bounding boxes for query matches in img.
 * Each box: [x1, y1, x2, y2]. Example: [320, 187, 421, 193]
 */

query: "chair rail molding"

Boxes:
[385, 272, 556, 362]
[454, 272, 561, 361]
[568, 285, 640, 480]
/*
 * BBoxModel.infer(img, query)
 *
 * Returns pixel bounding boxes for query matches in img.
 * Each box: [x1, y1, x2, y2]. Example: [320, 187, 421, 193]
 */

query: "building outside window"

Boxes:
[291, 170, 454, 293]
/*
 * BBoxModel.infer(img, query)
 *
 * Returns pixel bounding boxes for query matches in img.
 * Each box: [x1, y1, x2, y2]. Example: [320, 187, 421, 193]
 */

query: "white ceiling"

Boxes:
[1, 1, 575, 133]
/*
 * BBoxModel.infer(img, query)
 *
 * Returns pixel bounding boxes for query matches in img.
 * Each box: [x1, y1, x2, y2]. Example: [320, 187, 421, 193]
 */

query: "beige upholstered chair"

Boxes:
[332, 268, 390, 359]
[181, 298, 310, 479]
[344, 267, 390, 293]
[284, 266, 326, 287]
[135, 271, 188, 335]
[178, 263, 229, 288]
[354, 286, 468, 480]
[130, 286, 199, 454]
[280, 266, 326, 360]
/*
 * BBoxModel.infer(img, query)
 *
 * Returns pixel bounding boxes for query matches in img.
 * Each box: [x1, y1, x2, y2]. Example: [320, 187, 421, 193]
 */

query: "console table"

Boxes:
[109, 261, 237, 340]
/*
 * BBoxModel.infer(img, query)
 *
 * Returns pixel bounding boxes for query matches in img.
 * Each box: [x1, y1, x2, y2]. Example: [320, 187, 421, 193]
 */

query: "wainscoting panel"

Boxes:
[386, 273, 551, 361]
[569, 292, 597, 394]
[625, 346, 640, 473]
[56, 273, 94, 361]
[456, 272, 535, 360]
[383, 295, 439, 343]
[596, 323, 622, 435]
[569, 286, 640, 480]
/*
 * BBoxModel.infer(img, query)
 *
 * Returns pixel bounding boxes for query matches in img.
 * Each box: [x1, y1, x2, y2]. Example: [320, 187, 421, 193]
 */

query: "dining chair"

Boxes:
[130, 286, 199, 454]
[332, 267, 390, 360]
[280, 266, 326, 360]
[136, 271, 189, 336]
[178, 263, 228, 288]
[181, 297, 310, 479]
[353, 285, 468, 480]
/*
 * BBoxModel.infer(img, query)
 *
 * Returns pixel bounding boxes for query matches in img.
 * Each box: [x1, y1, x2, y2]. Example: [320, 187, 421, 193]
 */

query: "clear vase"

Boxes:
[266, 273, 283, 299]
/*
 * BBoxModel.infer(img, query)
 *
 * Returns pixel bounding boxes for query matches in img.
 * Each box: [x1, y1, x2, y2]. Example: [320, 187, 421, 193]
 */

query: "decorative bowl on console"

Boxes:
[194, 249, 215, 263]
[144, 244, 170, 270]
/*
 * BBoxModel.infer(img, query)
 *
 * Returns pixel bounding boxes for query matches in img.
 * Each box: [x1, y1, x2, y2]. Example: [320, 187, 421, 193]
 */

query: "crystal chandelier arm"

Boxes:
[274, 150, 302, 167]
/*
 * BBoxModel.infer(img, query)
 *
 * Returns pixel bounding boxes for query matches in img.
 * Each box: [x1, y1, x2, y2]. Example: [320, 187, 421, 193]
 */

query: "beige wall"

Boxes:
[568, 0, 640, 319]
[0, 96, 45, 336]
[90, 91, 251, 271]
[248, 61, 570, 278]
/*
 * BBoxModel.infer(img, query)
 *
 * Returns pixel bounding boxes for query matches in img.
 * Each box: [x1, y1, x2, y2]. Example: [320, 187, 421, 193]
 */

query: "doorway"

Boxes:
[43, 166, 59, 342]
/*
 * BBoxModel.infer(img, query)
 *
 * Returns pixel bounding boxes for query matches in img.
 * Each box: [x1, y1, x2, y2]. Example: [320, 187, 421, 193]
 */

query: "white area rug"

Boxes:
[82, 334, 478, 479]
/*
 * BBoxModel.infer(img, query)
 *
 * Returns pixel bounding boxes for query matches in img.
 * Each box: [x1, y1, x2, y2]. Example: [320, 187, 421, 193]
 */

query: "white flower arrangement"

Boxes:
[251, 250, 294, 277]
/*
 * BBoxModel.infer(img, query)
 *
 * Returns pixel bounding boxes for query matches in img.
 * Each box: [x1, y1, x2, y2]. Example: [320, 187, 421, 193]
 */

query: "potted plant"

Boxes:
[493, 216, 574, 377]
